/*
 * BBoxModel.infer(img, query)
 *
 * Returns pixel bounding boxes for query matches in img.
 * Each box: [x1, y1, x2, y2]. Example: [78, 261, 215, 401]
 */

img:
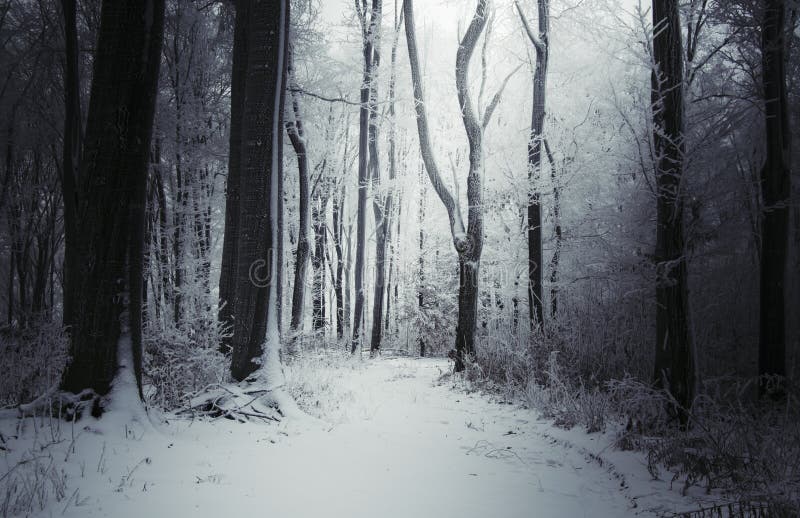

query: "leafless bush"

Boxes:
[467, 330, 533, 390]
[471, 304, 799, 513]
[0, 319, 69, 407]
[470, 330, 612, 432]
[0, 450, 67, 516]
[555, 285, 653, 382]
[611, 376, 800, 512]
[142, 319, 228, 410]
[284, 349, 358, 421]
[0, 414, 69, 517]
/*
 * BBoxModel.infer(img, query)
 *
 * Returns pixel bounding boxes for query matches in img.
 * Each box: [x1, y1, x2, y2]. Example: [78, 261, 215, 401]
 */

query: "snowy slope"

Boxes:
[2, 357, 711, 517]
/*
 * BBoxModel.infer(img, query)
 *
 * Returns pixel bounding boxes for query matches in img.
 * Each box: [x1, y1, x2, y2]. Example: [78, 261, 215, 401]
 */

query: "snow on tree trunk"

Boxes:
[229, 0, 289, 383]
[404, 0, 494, 371]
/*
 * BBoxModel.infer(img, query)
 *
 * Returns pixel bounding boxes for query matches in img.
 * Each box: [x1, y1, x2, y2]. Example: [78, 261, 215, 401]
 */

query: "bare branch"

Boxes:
[514, 1, 545, 55]
[456, 0, 488, 146]
[403, 0, 465, 242]
[482, 63, 522, 129]
[289, 87, 361, 106]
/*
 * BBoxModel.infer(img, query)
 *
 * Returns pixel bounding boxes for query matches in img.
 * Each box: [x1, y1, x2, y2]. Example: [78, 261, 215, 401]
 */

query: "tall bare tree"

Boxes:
[352, 0, 382, 353]
[218, 0, 249, 353]
[286, 46, 311, 336]
[405, 0, 509, 370]
[61, 0, 81, 331]
[60, 0, 165, 398]
[228, 0, 290, 382]
[759, 0, 791, 395]
[515, 0, 549, 331]
[331, 128, 352, 340]
[370, 2, 403, 354]
[651, 0, 694, 418]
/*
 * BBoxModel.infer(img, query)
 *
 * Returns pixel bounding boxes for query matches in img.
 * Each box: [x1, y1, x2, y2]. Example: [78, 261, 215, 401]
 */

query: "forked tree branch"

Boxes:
[514, 0, 545, 54]
[403, 0, 465, 242]
[483, 63, 522, 129]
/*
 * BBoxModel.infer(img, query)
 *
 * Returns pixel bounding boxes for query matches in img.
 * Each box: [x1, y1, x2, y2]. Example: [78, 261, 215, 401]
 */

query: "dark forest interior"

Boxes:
[1, 0, 799, 516]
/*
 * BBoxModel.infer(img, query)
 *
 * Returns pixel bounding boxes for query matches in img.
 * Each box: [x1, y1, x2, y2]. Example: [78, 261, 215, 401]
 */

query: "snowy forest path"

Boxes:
[41, 357, 697, 517]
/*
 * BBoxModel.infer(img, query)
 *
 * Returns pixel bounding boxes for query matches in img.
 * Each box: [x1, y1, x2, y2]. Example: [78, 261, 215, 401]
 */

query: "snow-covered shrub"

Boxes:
[142, 318, 228, 410]
[467, 329, 533, 390]
[524, 350, 610, 433]
[469, 330, 611, 432]
[284, 327, 349, 359]
[283, 350, 358, 422]
[0, 320, 69, 407]
[394, 248, 458, 358]
[611, 376, 800, 510]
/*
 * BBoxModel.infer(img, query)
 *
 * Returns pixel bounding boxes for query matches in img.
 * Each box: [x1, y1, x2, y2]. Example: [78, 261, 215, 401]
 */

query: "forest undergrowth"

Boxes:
[2, 319, 799, 516]
[464, 319, 800, 516]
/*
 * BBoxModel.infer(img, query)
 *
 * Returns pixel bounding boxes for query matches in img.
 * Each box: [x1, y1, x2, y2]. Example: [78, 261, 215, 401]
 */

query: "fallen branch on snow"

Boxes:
[178, 383, 282, 423]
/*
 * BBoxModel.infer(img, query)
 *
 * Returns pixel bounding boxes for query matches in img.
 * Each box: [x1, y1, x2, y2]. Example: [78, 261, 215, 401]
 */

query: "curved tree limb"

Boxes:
[514, 0, 545, 54]
[403, 0, 465, 245]
[482, 63, 522, 130]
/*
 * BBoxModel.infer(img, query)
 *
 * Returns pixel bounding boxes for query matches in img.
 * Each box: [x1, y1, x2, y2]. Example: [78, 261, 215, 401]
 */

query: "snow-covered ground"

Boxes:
[2, 357, 715, 517]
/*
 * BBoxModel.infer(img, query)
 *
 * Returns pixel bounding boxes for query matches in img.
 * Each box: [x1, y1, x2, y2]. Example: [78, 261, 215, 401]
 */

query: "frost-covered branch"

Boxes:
[403, 0, 466, 244]
[514, 1, 545, 55]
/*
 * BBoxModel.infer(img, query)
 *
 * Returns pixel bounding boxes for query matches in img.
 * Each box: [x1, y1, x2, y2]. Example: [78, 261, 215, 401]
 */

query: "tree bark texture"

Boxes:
[351, 0, 382, 354]
[60, 0, 165, 396]
[218, 0, 249, 353]
[287, 48, 311, 334]
[759, 0, 791, 392]
[405, 0, 489, 371]
[651, 0, 694, 417]
[516, 0, 549, 331]
[229, 0, 289, 382]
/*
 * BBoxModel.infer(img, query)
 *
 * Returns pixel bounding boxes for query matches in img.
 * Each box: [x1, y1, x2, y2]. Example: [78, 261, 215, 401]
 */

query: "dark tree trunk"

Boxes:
[344, 220, 353, 339]
[352, 0, 382, 354]
[371, 4, 404, 352]
[405, 0, 489, 371]
[417, 161, 426, 357]
[287, 49, 311, 334]
[229, 0, 289, 382]
[61, 0, 81, 331]
[759, 0, 791, 394]
[312, 199, 327, 331]
[516, 0, 549, 331]
[455, 254, 480, 370]
[332, 180, 346, 339]
[218, 0, 249, 354]
[544, 138, 561, 318]
[651, 0, 694, 418]
[370, 199, 387, 353]
[368, 74, 386, 353]
[60, 0, 165, 396]
[276, 147, 285, 333]
[7, 247, 13, 326]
